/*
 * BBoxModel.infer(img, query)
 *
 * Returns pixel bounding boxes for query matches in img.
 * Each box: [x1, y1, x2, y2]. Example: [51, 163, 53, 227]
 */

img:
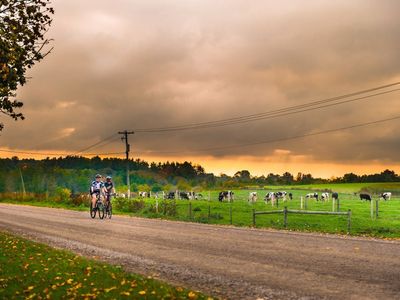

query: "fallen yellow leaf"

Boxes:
[104, 286, 117, 293]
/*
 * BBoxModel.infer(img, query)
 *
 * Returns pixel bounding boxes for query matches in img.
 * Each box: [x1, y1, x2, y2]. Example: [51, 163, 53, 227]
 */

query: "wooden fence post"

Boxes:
[300, 196, 303, 209]
[337, 198, 340, 212]
[155, 199, 159, 214]
[284, 206, 288, 228]
[332, 198, 335, 212]
[252, 209, 256, 226]
[375, 199, 379, 218]
[208, 191, 211, 220]
[229, 202, 233, 225]
[305, 197, 308, 210]
[189, 201, 192, 220]
[370, 199, 374, 219]
[347, 209, 352, 234]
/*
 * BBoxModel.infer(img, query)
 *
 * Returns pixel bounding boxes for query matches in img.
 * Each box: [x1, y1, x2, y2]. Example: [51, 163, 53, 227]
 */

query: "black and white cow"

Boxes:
[321, 192, 329, 202]
[306, 192, 318, 201]
[248, 192, 257, 203]
[381, 192, 392, 201]
[164, 192, 175, 200]
[273, 191, 287, 201]
[139, 191, 148, 198]
[359, 193, 372, 201]
[179, 192, 189, 200]
[332, 192, 339, 201]
[264, 192, 275, 203]
[218, 191, 234, 202]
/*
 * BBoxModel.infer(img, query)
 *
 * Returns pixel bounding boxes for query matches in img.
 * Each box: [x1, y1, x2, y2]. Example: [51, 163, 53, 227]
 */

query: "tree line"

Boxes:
[0, 156, 398, 195]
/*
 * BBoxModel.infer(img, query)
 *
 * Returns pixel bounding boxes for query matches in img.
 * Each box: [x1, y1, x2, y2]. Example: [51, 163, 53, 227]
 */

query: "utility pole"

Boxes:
[118, 130, 134, 198]
[18, 167, 26, 199]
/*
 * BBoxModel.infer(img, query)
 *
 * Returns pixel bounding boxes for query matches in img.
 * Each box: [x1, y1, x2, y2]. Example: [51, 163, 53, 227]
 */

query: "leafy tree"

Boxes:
[0, 0, 54, 130]
[234, 170, 251, 182]
[177, 179, 191, 191]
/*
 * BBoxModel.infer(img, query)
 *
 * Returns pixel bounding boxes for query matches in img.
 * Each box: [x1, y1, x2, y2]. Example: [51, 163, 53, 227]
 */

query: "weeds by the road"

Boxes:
[0, 232, 211, 299]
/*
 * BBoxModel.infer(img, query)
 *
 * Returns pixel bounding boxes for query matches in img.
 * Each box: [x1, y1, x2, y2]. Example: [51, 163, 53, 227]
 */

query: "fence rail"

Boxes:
[253, 207, 352, 233]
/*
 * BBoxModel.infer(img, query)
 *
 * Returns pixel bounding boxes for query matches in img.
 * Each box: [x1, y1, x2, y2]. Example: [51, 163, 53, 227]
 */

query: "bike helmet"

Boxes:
[106, 176, 112, 180]
[95, 174, 102, 178]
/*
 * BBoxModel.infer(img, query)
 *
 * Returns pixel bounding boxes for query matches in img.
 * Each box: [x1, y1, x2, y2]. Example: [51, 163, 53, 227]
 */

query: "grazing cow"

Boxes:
[321, 192, 329, 202]
[332, 192, 339, 201]
[139, 191, 148, 198]
[288, 192, 293, 201]
[164, 192, 175, 200]
[264, 192, 274, 203]
[248, 192, 257, 203]
[275, 191, 287, 202]
[360, 193, 372, 201]
[306, 192, 318, 201]
[218, 191, 234, 202]
[178, 192, 189, 200]
[381, 192, 392, 201]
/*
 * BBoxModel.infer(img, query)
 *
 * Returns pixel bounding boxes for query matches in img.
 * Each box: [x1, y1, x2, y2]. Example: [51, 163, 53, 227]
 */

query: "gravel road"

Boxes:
[0, 203, 399, 299]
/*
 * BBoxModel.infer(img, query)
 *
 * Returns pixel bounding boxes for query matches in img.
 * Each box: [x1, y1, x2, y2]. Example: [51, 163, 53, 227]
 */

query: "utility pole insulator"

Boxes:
[118, 130, 134, 198]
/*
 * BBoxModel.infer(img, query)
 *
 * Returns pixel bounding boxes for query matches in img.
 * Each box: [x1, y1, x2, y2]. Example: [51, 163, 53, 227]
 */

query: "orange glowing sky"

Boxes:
[1, 0, 400, 178]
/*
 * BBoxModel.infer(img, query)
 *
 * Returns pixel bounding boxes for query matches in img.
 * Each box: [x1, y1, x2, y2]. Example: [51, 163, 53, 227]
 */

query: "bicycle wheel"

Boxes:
[90, 203, 96, 219]
[97, 202, 105, 219]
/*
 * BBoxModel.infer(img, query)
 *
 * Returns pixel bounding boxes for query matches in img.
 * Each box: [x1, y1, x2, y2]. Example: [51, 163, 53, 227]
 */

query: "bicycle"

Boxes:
[90, 192, 105, 219]
[104, 192, 114, 219]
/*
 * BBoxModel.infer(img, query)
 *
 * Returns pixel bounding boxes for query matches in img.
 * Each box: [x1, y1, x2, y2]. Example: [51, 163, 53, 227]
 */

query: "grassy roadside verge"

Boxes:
[0, 231, 211, 300]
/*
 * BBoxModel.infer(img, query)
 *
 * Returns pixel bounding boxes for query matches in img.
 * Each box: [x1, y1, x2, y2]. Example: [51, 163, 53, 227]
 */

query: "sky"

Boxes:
[1, 0, 400, 178]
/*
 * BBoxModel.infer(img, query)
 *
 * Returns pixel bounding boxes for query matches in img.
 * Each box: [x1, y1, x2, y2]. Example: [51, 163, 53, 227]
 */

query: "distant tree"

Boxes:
[151, 183, 162, 193]
[0, 0, 54, 130]
[234, 170, 251, 182]
[281, 172, 294, 185]
[342, 173, 359, 183]
[137, 184, 150, 192]
[177, 179, 191, 191]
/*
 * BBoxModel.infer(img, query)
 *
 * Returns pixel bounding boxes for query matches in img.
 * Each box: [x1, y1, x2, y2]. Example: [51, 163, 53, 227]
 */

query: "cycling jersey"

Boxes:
[104, 181, 114, 193]
[90, 180, 104, 194]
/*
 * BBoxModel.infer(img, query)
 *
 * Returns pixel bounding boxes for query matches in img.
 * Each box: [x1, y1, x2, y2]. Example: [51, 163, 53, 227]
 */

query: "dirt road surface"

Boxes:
[0, 204, 399, 299]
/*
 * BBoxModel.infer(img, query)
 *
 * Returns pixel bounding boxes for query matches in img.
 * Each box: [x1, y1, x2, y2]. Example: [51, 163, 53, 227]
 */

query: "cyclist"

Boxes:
[104, 176, 115, 206]
[90, 174, 105, 210]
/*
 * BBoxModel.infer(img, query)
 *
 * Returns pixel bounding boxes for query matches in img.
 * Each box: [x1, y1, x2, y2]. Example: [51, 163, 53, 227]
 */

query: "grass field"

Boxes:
[1, 182, 400, 238]
[0, 231, 210, 299]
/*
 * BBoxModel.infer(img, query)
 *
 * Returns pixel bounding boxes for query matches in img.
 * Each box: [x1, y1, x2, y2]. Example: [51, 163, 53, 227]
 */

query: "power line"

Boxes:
[135, 115, 400, 154]
[0, 149, 125, 156]
[133, 82, 400, 133]
[74, 134, 119, 155]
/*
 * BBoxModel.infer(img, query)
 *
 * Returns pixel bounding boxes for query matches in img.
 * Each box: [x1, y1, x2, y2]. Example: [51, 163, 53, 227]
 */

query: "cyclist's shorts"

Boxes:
[90, 190, 100, 196]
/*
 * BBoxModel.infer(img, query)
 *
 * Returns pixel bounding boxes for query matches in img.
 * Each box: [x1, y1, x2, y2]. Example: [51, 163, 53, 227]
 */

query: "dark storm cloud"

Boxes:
[1, 0, 400, 165]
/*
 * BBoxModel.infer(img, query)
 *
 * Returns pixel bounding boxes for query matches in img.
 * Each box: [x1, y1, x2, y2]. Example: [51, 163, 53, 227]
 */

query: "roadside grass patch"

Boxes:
[0, 232, 211, 299]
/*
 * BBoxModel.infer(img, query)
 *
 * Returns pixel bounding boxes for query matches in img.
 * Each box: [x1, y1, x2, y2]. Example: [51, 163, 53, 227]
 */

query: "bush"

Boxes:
[161, 200, 177, 216]
[55, 187, 71, 203]
[113, 198, 146, 213]
[69, 193, 90, 206]
[128, 199, 146, 212]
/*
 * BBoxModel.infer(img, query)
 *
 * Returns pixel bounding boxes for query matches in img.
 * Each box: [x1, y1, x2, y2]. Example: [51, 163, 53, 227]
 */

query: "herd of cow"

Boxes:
[245, 191, 338, 204]
[133, 190, 393, 203]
